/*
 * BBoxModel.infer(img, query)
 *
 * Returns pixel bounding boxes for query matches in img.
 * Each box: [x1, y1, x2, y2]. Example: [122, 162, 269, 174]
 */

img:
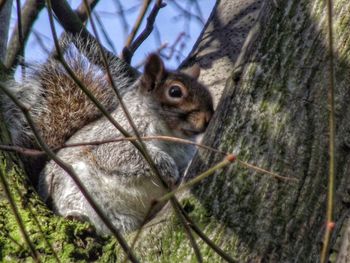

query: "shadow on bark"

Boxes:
[185, 0, 350, 261]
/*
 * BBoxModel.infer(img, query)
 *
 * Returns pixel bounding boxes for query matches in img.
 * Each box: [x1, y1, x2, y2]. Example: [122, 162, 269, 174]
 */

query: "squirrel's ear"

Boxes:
[183, 64, 200, 80]
[141, 53, 166, 91]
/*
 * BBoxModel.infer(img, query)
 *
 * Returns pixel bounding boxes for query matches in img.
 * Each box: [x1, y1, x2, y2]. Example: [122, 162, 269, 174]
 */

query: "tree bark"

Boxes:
[133, 0, 350, 262]
[0, 0, 13, 62]
[0, 1, 116, 262]
[181, 0, 263, 106]
[1, 0, 350, 262]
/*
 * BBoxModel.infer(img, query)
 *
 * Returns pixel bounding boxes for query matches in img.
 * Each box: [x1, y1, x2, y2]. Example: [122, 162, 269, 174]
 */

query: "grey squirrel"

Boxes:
[2, 37, 214, 234]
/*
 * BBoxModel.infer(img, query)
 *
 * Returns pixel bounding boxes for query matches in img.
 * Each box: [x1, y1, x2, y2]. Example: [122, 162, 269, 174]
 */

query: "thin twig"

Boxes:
[193, 0, 205, 25]
[237, 160, 299, 182]
[69, 135, 227, 155]
[0, 166, 40, 262]
[0, 135, 297, 183]
[111, 0, 130, 38]
[124, 198, 204, 263]
[93, 12, 117, 53]
[49, 0, 133, 76]
[75, 0, 99, 21]
[134, 42, 168, 68]
[0, 144, 42, 156]
[11, 182, 61, 263]
[134, 31, 186, 69]
[321, 0, 336, 262]
[56, 5, 201, 260]
[1, 78, 140, 263]
[169, 0, 205, 25]
[160, 32, 186, 60]
[172, 198, 203, 263]
[124, 0, 151, 48]
[15, 0, 25, 79]
[0, 230, 25, 250]
[123, 203, 159, 263]
[158, 155, 236, 204]
[178, 203, 236, 263]
[48, 0, 101, 58]
[81, 0, 177, 199]
[27, 205, 61, 263]
[5, 0, 45, 70]
[122, 0, 166, 63]
[32, 30, 51, 54]
[40, 2, 141, 262]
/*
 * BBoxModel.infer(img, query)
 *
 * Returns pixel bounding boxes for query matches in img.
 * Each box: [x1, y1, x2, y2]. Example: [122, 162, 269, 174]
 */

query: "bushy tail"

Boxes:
[3, 36, 136, 150]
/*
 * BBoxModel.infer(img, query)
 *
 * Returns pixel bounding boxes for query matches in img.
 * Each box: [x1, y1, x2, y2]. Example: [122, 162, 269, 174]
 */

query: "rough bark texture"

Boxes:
[190, 0, 350, 261]
[4, 0, 45, 69]
[0, 1, 115, 262]
[181, 0, 263, 106]
[1, 0, 350, 262]
[0, 0, 13, 61]
[133, 0, 350, 262]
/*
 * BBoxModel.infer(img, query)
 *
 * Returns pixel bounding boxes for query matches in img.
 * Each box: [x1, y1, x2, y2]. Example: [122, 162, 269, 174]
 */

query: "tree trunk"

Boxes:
[1, 0, 350, 262]
[181, 0, 263, 106]
[0, 0, 13, 61]
[0, 1, 116, 261]
[133, 0, 350, 262]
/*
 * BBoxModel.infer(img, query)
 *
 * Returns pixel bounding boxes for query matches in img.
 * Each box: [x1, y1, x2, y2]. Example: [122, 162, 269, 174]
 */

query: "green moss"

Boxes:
[114, 193, 246, 262]
[0, 156, 117, 262]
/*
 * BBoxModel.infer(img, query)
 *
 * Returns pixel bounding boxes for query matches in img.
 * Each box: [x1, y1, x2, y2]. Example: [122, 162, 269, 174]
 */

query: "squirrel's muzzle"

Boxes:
[182, 110, 213, 136]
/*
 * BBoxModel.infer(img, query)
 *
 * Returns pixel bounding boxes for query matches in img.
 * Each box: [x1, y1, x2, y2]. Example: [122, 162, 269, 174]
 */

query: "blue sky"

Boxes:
[10, 0, 215, 70]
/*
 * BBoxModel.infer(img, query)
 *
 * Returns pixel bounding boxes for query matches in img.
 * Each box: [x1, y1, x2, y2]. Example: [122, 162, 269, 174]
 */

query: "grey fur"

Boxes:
[3, 48, 133, 148]
[38, 80, 212, 233]
[2, 39, 213, 234]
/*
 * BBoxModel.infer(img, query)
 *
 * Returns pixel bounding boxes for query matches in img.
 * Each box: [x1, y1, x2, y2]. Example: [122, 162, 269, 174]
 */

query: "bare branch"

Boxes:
[75, 0, 99, 21]
[134, 42, 168, 68]
[15, 0, 26, 79]
[105, 2, 140, 18]
[158, 156, 236, 203]
[0, 144, 42, 156]
[32, 30, 51, 54]
[50, 0, 137, 77]
[76, 15, 208, 259]
[175, 203, 203, 263]
[169, 0, 205, 25]
[81, 0, 173, 194]
[0, 0, 13, 62]
[161, 31, 186, 59]
[93, 12, 117, 53]
[47, 0, 102, 58]
[124, 0, 151, 48]
[47, 2, 140, 261]
[122, 0, 166, 64]
[5, 0, 45, 71]
[0, 135, 229, 157]
[134, 31, 186, 68]
[111, 0, 130, 38]
[0, 160, 41, 262]
[178, 204, 237, 263]
[0, 135, 297, 183]
[192, 0, 205, 24]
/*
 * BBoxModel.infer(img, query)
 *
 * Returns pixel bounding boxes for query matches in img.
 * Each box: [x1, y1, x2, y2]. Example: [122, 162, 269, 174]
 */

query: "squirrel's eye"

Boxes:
[168, 85, 183, 98]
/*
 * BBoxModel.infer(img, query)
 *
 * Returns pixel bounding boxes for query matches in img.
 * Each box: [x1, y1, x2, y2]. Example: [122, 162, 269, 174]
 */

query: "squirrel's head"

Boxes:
[140, 54, 214, 138]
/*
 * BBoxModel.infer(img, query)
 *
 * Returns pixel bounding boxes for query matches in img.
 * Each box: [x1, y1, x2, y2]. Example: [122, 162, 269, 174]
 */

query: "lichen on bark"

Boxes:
[186, 0, 350, 261]
[1, 0, 350, 262]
